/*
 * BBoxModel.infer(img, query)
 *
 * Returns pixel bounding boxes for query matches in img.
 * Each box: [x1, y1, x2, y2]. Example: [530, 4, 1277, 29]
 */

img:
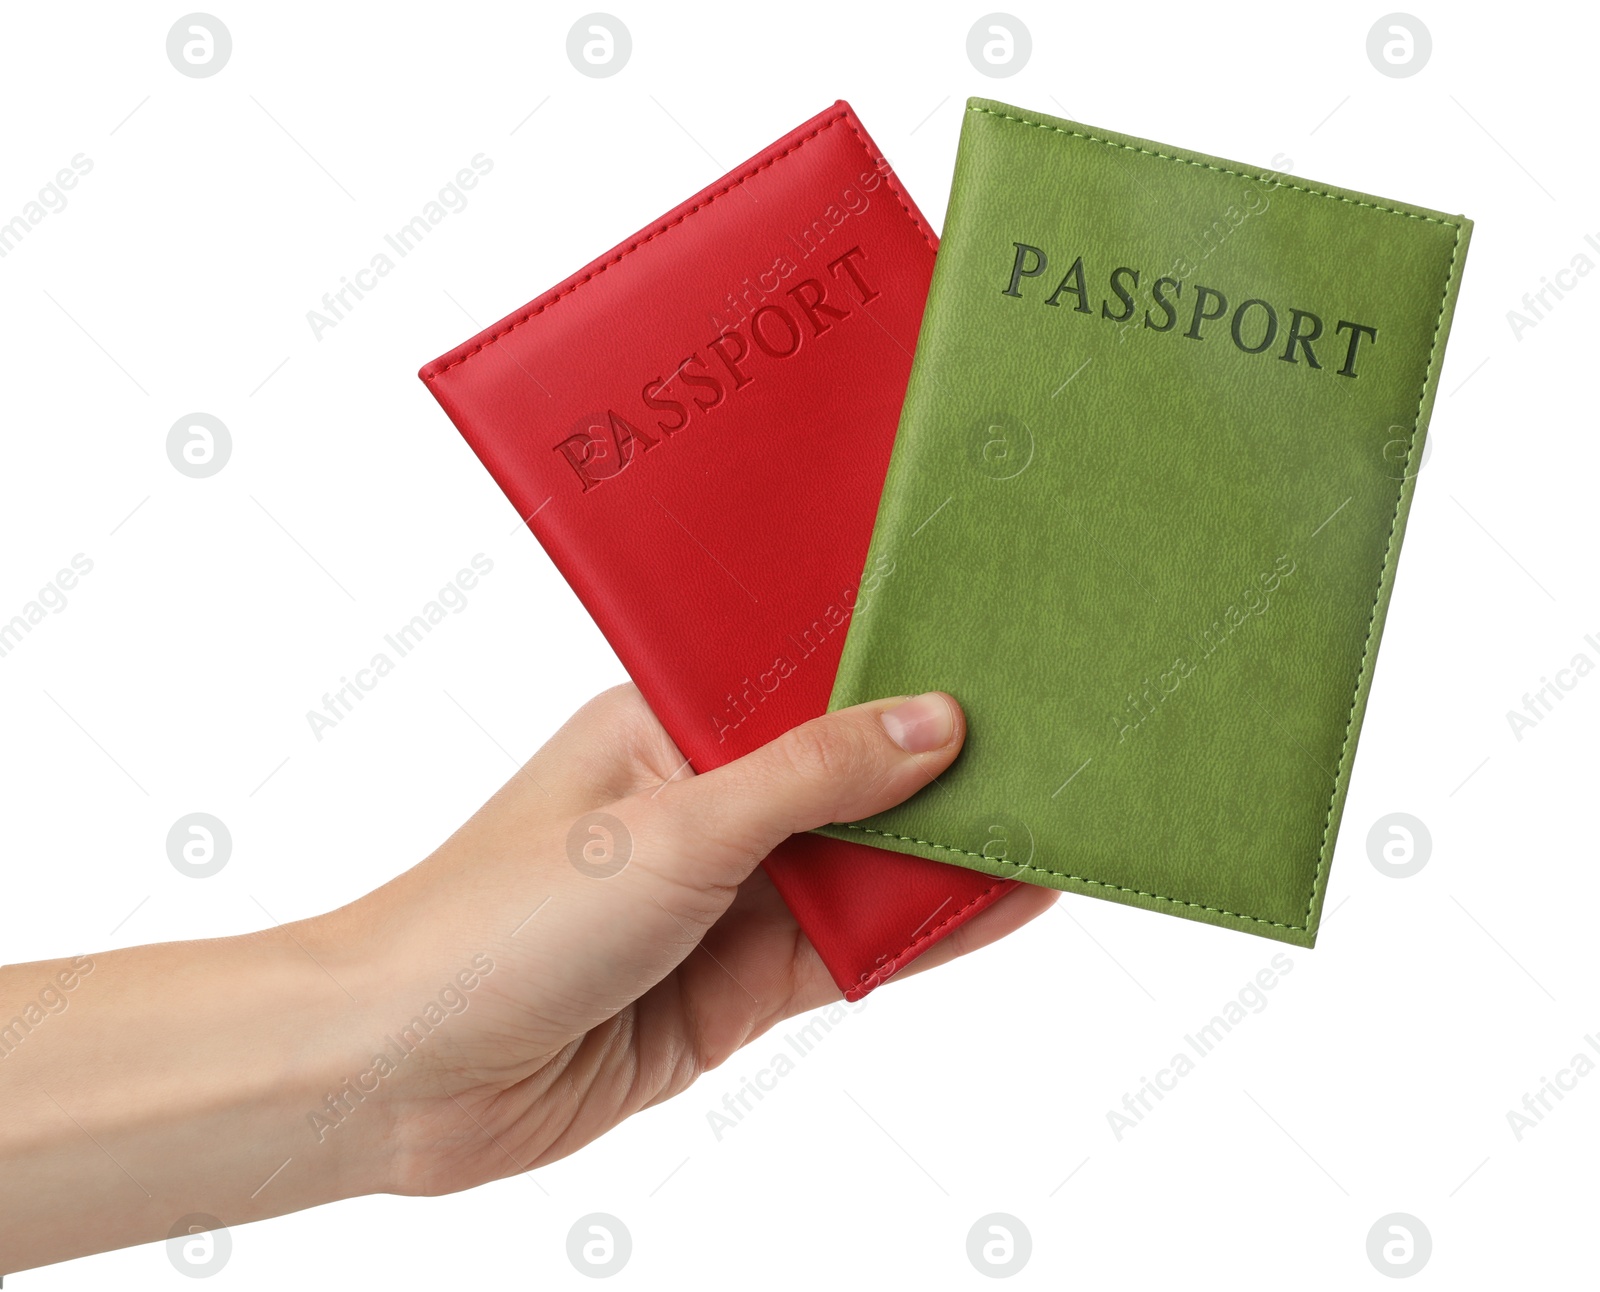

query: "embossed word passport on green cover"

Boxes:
[815, 98, 1472, 946]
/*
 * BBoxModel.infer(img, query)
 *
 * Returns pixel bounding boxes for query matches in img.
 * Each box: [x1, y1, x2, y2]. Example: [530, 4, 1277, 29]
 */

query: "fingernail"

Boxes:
[880, 693, 955, 753]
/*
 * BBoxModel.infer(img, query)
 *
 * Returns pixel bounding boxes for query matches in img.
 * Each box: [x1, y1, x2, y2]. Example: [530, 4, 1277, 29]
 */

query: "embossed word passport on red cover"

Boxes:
[420, 101, 1014, 998]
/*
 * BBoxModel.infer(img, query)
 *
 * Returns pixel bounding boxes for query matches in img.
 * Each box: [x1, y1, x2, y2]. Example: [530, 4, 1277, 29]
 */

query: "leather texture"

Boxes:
[420, 101, 1014, 997]
[815, 97, 1472, 947]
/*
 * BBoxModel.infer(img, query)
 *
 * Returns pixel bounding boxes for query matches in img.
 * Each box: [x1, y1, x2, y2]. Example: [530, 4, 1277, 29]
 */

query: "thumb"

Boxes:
[648, 692, 965, 889]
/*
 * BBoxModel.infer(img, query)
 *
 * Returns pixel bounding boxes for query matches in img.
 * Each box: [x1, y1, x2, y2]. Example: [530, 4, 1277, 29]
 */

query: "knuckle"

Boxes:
[776, 718, 856, 787]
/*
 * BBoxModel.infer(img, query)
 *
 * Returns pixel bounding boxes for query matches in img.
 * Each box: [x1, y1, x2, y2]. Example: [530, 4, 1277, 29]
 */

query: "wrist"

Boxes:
[299, 889, 511, 1198]
[285, 907, 419, 1199]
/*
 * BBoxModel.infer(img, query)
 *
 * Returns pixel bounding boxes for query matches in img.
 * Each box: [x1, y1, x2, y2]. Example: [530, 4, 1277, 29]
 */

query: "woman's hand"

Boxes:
[0, 686, 1054, 1272]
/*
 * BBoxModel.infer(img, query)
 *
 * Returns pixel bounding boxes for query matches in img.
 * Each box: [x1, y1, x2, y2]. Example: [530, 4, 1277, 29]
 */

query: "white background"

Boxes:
[0, 1, 1593, 1286]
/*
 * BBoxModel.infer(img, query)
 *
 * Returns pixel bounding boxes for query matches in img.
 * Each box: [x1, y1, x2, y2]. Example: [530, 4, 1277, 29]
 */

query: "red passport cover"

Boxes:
[419, 101, 1013, 998]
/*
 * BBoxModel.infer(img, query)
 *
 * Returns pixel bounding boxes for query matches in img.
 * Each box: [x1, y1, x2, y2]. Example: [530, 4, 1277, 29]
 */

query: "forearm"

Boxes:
[0, 924, 390, 1273]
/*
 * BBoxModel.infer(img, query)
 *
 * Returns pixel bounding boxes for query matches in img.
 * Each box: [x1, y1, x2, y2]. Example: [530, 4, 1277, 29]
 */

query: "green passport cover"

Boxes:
[816, 98, 1472, 946]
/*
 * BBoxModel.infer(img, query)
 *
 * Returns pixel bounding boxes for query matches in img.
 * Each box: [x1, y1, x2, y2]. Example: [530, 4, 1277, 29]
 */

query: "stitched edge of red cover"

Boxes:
[841, 877, 1011, 1001]
[420, 101, 937, 381]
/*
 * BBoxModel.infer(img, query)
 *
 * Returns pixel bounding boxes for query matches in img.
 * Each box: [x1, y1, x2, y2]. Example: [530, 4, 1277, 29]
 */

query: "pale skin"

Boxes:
[0, 686, 1055, 1273]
